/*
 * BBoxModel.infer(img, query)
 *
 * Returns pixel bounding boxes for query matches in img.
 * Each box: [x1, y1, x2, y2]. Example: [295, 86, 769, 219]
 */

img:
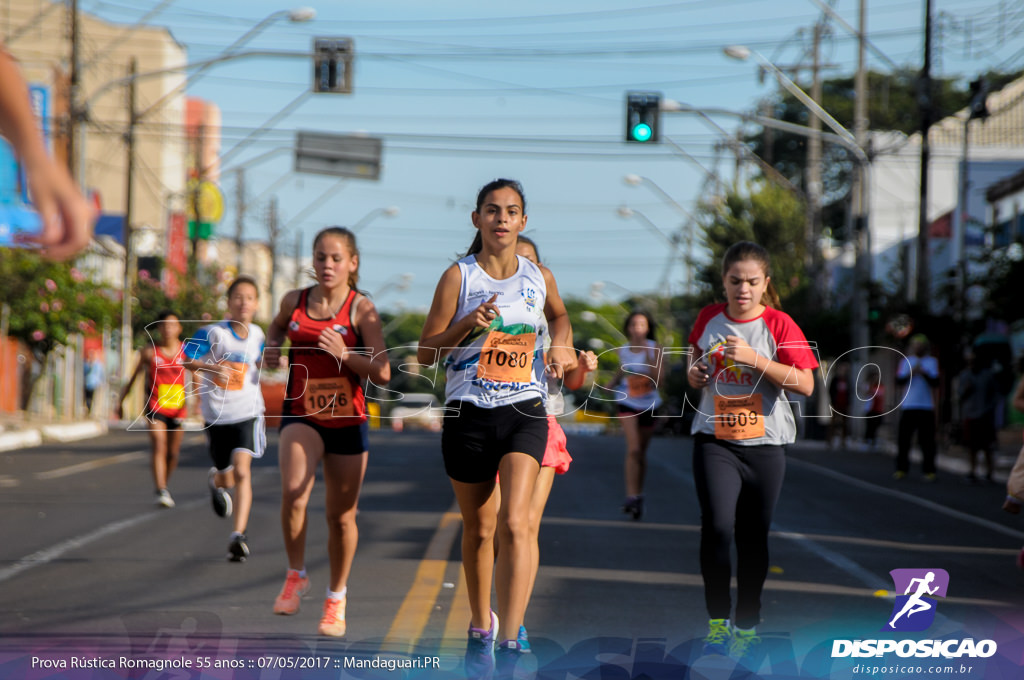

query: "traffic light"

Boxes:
[625, 91, 661, 143]
[968, 77, 989, 121]
[314, 38, 354, 94]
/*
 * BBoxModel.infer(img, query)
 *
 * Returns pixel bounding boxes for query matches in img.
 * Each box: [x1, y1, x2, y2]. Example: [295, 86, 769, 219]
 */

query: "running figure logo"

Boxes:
[883, 568, 949, 632]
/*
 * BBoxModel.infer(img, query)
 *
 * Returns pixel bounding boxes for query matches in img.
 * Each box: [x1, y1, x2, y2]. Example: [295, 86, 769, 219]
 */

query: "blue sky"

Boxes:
[85, 0, 1024, 313]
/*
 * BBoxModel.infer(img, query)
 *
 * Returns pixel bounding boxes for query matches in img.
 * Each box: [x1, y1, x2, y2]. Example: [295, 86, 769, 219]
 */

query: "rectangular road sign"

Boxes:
[294, 131, 382, 180]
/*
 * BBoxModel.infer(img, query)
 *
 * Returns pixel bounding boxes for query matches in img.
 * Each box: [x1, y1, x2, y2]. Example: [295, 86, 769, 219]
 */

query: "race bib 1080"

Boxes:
[476, 331, 536, 383]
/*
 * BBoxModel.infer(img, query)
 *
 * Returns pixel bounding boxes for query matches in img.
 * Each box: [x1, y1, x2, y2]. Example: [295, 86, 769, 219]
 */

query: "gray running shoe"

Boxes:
[208, 468, 232, 518]
[228, 534, 249, 562]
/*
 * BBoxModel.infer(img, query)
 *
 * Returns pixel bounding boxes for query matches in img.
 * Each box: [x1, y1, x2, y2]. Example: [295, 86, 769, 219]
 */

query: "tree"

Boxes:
[693, 179, 807, 305]
[746, 68, 1024, 240]
[131, 258, 226, 345]
[0, 249, 119, 410]
[0, 250, 118, 362]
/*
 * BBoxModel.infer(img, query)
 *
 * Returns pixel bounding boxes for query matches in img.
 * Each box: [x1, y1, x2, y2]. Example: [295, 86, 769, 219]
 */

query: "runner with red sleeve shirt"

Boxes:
[116, 310, 187, 509]
[263, 226, 390, 638]
[686, 241, 818, 667]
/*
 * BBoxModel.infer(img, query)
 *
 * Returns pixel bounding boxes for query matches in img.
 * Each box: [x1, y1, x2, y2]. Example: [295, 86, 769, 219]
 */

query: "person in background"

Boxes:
[827, 360, 851, 449]
[501, 235, 598, 652]
[183, 276, 267, 562]
[894, 334, 940, 482]
[957, 347, 999, 483]
[83, 349, 104, 415]
[863, 368, 886, 451]
[608, 310, 664, 521]
[116, 311, 187, 508]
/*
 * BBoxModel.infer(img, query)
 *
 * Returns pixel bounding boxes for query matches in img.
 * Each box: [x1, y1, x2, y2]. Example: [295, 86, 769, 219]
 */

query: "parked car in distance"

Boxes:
[389, 392, 444, 432]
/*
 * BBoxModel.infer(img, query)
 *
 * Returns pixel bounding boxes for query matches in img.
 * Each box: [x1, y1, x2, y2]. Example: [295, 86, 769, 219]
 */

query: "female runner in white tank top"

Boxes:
[418, 179, 575, 676]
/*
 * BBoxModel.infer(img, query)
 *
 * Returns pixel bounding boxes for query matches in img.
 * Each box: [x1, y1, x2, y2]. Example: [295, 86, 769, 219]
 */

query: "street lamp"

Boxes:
[723, 45, 856, 146]
[615, 206, 684, 295]
[623, 174, 696, 294]
[353, 206, 401, 233]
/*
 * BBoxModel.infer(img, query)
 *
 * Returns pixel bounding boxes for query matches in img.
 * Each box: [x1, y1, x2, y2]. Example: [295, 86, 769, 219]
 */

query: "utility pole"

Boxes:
[916, 0, 934, 305]
[851, 0, 871, 441]
[120, 58, 137, 385]
[267, 198, 280, 308]
[190, 120, 206, 270]
[234, 168, 245, 273]
[293, 229, 304, 289]
[67, 0, 81, 176]
[807, 21, 824, 279]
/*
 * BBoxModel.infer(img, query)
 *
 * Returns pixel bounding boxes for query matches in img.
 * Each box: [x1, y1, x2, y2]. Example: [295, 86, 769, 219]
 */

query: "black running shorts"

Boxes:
[206, 416, 266, 471]
[441, 398, 547, 483]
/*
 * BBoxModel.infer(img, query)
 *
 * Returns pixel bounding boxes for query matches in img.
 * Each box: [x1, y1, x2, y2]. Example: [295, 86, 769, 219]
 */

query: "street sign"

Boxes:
[294, 131, 382, 180]
[185, 179, 225, 224]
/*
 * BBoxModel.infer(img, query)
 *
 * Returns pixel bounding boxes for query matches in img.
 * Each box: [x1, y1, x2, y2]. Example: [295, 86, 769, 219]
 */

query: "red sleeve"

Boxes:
[688, 303, 726, 348]
[763, 308, 819, 369]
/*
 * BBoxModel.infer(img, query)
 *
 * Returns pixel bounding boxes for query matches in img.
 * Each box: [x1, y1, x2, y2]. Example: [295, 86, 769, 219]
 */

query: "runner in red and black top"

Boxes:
[281, 286, 367, 429]
[264, 226, 390, 638]
[116, 310, 187, 509]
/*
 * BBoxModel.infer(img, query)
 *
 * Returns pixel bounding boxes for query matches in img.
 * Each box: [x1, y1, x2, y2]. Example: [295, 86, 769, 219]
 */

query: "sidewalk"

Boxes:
[0, 412, 108, 452]
[789, 423, 1023, 484]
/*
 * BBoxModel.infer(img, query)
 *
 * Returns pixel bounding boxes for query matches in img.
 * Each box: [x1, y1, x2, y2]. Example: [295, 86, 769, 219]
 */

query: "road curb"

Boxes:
[40, 421, 107, 443]
[0, 429, 43, 452]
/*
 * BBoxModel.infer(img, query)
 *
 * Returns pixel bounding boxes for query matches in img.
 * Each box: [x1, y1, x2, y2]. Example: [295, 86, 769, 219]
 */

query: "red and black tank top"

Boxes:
[146, 345, 187, 419]
[283, 287, 367, 427]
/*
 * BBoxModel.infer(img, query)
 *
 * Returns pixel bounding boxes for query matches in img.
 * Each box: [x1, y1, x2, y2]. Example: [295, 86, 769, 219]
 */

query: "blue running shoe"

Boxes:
[702, 618, 731, 656]
[729, 627, 762, 669]
[517, 625, 531, 653]
[465, 610, 498, 679]
[495, 639, 524, 679]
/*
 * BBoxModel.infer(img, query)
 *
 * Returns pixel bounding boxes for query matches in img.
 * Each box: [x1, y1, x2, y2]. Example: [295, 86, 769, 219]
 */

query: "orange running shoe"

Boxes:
[318, 596, 346, 637]
[273, 571, 310, 615]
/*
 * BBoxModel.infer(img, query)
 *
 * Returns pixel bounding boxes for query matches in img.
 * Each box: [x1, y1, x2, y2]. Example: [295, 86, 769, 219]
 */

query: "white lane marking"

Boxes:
[0, 468, 281, 584]
[788, 456, 1024, 541]
[35, 450, 147, 480]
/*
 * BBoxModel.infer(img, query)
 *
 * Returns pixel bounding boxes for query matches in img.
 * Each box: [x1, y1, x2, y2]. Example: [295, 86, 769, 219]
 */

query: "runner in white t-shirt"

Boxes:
[686, 241, 818, 666]
[184, 276, 266, 563]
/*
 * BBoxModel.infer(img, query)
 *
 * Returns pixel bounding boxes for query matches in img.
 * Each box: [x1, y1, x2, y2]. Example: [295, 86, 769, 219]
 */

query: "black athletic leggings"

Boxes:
[692, 433, 786, 629]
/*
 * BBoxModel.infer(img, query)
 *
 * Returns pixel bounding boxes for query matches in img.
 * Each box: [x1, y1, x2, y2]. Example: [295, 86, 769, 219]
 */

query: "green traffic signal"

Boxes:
[630, 123, 653, 143]
[625, 91, 661, 144]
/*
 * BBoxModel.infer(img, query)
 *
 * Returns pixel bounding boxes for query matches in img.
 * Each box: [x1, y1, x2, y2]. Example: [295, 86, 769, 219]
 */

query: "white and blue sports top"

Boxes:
[614, 340, 664, 412]
[444, 254, 548, 408]
[185, 320, 266, 425]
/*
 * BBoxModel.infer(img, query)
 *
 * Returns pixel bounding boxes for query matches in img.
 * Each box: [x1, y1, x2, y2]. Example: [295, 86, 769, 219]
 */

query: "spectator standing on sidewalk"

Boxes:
[957, 347, 999, 483]
[83, 349, 104, 415]
[894, 334, 940, 481]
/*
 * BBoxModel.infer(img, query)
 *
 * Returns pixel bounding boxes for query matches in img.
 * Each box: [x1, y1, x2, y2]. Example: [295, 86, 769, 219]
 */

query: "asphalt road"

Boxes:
[1, 427, 1022, 679]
